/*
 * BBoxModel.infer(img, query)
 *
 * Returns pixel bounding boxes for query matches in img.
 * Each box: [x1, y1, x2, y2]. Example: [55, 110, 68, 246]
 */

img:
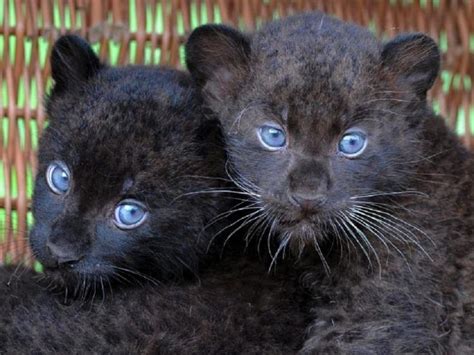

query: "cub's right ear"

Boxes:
[381, 33, 440, 98]
[185, 24, 251, 99]
[51, 35, 103, 93]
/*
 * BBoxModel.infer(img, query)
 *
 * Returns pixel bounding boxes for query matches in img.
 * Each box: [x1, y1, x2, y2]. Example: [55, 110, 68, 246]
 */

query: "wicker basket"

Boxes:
[1, 0, 473, 264]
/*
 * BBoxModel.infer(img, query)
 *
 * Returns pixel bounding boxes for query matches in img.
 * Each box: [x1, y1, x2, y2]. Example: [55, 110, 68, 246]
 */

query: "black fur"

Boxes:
[0, 35, 312, 353]
[0, 259, 310, 353]
[186, 13, 474, 353]
[30, 35, 230, 292]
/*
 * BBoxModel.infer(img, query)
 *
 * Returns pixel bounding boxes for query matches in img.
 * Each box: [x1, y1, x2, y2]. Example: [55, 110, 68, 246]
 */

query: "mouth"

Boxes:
[279, 220, 319, 236]
[273, 210, 332, 246]
[43, 260, 114, 287]
[278, 211, 319, 229]
[40, 267, 79, 292]
[271, 201, 339, 229]
[41, 266, 118, 302]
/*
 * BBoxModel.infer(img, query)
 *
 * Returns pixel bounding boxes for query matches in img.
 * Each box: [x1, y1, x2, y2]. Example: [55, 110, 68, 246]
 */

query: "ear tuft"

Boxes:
[185, 24, 250, 94]
[51, 35, 103, 93]
[381, 33, 440, 97]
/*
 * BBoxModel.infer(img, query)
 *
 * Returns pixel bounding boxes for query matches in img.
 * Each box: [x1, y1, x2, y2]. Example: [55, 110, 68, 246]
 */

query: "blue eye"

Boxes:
[338, 131, 367, 157]
[258, 125, 286, 150]
[46, 161, 71, 194]
[114, 200, 148, 230]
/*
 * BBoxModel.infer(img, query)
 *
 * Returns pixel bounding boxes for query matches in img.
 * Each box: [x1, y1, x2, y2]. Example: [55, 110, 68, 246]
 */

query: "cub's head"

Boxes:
[186, 13, 440, 262]
[30, 35, 227, 292]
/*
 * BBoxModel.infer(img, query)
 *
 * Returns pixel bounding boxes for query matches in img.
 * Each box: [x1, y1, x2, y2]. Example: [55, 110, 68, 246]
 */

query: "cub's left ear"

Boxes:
[185, 24, 251, 102]
[381, 33, 440, 97]
[51, 35, 103, 93]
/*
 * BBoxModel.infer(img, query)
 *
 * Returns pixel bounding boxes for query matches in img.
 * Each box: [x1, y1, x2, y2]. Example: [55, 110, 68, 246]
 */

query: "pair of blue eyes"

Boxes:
[45, 162, 148, 229]
[257, 125, 367, 157]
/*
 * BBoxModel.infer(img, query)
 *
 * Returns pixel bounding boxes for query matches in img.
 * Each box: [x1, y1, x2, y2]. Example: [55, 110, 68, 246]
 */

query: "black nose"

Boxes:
[46, 241, 83, 266]
[289, 192, 327, 210]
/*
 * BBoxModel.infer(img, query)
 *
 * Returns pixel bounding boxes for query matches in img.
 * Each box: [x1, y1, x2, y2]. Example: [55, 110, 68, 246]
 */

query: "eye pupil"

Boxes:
[59, 171, 68, 182]
[269, 128, 279, 137]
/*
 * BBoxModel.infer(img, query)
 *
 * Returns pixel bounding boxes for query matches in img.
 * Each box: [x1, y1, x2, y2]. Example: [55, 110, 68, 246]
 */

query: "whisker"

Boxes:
[111, 265, 161, 287]
[354, 204, 435, 246]
[99, 276, 106, 307]
[181, 175, 234, 183]
[352, 205, 433, 260]
[349, 209, 413, 271]
[206, 208, 264, 252]
[337, 211, 372, 269]
[172, 188, 259, 203]
[202, 201, 261, 232]
[220, 210, 267, 254]
[307, 225, 331, 275]
[350, 190, 429, 200]
[333, 216, 359, 259]
[343, 211, 382, 276]
[269, 233, 292, 271]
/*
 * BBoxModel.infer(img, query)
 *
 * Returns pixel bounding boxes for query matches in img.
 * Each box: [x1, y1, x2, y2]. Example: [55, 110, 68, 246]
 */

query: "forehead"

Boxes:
[54, 93, 162, 161]
[246, 14, 380, 118]
[43, 73, 196, 200]
[44, 121, 160, 204]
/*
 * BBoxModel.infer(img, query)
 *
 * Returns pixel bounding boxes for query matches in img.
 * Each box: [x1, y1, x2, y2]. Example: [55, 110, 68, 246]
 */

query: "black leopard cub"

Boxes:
[29, 34, 229, 291]
[0, 35, 310, 354]
[186, 13, 474, 353]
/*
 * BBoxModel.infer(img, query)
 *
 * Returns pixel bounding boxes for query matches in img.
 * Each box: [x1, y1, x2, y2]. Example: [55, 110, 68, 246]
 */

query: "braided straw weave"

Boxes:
[1, 0, 473, 264]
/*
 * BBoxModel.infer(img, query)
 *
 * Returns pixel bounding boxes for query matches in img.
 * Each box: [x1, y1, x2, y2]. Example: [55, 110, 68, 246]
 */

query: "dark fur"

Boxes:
[0, 258, 310, 354]
[186, 13, 474, 353]
[30, 35, 231, 292]
[1, 35, 312, 353]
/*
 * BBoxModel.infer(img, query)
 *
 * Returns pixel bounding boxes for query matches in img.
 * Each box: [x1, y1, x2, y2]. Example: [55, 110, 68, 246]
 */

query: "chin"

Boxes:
[44, 262, 114, 293]
[276, 219, 326, 249]
[42, 267, 76, 291]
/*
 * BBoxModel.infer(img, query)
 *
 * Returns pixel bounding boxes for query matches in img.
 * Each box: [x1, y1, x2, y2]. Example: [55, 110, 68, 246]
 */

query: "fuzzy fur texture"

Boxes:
[1, 35, 312, 354]
[0, 257, 310, 354]
[30, 35, 231, 292]
[186, 13, 474, 353]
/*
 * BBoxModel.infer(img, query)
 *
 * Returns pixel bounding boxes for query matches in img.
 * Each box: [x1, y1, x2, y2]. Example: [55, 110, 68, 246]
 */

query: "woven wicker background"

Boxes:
[1, 0, 473, 264]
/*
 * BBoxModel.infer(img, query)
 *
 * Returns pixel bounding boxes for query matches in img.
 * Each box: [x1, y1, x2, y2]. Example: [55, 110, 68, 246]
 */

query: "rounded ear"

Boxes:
[381, 33, 440, 97]
[51, 35, 103, 93]
[185, 24, 251, 99]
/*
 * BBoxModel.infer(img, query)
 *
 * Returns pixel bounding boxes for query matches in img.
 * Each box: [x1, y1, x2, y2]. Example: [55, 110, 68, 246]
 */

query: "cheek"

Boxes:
[91, 222, 138, 260]
[332, 139, 413, 196]
[31, 182, 65, 221]
[29, 187, 63, 260]
[333, 156, 380, 190]
[230, 148, 290, 194]
[72, 224, 142, 279]
[227, 128, 289, 181]
[28, 224, 51, 260]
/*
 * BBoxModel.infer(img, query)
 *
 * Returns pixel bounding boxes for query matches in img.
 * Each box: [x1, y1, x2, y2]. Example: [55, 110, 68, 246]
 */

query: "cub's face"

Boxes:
[30, 35, 227, 293]
[186, 13, 439, 262]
